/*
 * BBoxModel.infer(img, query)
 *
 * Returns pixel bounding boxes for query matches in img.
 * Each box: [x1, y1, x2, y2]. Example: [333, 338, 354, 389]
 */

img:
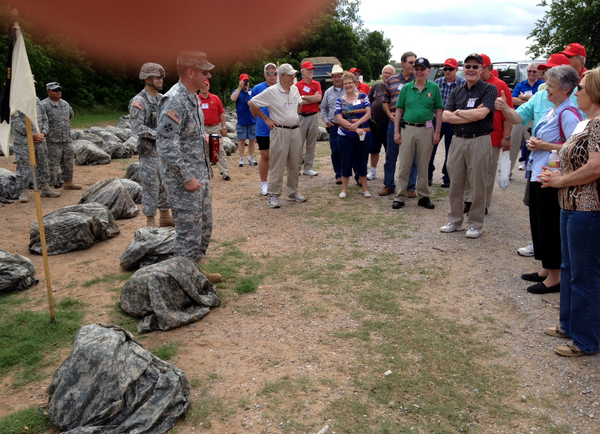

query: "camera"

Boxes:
[244, 80, 249, 84]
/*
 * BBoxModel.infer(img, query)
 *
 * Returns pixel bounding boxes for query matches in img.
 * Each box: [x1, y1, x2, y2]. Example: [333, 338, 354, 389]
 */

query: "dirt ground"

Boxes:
[0, 140, 599, 434]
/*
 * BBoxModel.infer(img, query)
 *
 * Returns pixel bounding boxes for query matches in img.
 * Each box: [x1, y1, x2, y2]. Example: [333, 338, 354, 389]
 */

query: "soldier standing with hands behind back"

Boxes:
[129, 63, 174, 228]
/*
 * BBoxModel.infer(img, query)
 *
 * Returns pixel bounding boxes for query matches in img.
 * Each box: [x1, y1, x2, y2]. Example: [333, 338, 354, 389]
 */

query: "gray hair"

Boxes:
[545, 65, 580, 95]
[382, 64, 396, 74]
[528, 62, 540, 70]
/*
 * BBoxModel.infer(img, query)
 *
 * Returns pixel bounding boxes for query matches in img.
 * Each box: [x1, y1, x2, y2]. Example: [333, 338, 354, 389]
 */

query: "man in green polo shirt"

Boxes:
[392, 57, 443, 210]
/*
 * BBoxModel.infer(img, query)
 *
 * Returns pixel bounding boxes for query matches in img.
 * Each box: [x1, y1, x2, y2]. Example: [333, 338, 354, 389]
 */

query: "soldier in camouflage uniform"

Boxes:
[12, 97, 61, 203]
[129, 63, 174, 228]
[41, 82, 81, 190]
[157, 52, 221, 283]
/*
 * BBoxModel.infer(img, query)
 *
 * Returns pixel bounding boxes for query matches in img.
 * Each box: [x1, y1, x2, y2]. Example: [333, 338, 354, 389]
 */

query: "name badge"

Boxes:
[352, 100, 361, 106]
[524, 90, 533, 96]
[425, 120, 433, 129]
[285, 102, 293, 110]
[303, 86, 311, 93]
[397, 84, 404, 91]
[466, 98, 477, 108]
[248, 91, 252, 96]
[201, 103, 209, 109]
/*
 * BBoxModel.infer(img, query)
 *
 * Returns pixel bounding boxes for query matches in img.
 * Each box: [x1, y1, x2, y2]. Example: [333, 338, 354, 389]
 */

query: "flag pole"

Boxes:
[13, 9, 56, 323]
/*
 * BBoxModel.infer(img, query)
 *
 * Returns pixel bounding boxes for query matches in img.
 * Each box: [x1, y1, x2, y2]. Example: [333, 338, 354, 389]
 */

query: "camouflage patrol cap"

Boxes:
[139, 63, 165, 80]
[177, 52, 215, 71]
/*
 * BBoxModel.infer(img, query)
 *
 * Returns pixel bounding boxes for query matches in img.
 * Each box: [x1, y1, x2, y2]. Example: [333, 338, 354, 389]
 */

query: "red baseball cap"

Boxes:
[239, 73, 249, 81]
[349, 67, 361, 74]
[537, 53, 571, 70]
[560, 43, 587, 57]
[443, 58, 458, 68]
[480, 54, 492, 67]
[301, 61, 316, 70]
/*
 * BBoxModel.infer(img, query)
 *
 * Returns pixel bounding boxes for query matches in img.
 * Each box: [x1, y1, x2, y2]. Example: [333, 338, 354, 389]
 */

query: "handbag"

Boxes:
[497, 150, 510, 190]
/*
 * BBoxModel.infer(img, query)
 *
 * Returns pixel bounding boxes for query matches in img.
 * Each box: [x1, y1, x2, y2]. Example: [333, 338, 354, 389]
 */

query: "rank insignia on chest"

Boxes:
[427, 93, 432, 97]
[133, 101, 144, 110]
[167, 110, 181, 123]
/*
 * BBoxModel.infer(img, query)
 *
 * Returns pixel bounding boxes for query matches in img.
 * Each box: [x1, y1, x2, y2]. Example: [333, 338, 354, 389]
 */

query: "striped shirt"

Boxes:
[435, 76, 466, 106]
[335, 93, 371, 137]
[382, 73, 415, 107]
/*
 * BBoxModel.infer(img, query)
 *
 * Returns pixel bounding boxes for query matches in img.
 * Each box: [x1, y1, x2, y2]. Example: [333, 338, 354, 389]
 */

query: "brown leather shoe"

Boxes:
[407, 190, 417, 198]
[379, 186, 395, 196]
[200, 269, 222, 283]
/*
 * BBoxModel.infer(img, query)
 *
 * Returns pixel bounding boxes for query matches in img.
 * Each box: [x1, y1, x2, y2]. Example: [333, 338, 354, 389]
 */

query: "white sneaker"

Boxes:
[518, 163, 526, 171]
[363, 191, 371, 198]
[238, 157, 244, 167]
[268, 196, 280, 208]
[248, 156, 258, 166]
[367, 170, 377, 180]
[288, 193, 306, 203]
[339, 192, 347, 198]
[466, 227, 482, 238]
[440, 222, 465, 233]
[517, 241, 534, 257]
[303, 169, 318, 176]
[261, 182, 268, 196]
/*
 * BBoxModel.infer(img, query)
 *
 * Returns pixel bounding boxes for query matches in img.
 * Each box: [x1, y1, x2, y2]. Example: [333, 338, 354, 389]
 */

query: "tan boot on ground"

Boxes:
[159, 209, 175, 227]
[40, 183, 61, 197]
[146, 216, 157, 227]
[63, 181, 82, 190]
[195, 258, 222, 283]
[19, 188, 29, 203]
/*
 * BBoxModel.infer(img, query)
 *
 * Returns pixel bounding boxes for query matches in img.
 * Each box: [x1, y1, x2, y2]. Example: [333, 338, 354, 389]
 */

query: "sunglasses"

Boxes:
[414, 67, 426, 72]
[265, 71, 277, 76]
[52, 88, 63, 92]
[443, 67, 456, 71]
[463, 64, 480, 70]
[576, 84, 586, 92]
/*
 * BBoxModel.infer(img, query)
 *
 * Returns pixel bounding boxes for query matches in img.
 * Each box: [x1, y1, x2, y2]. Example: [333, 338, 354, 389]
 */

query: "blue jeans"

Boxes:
[560, 209, 600, 354]
[428, 121, 452, 184]
[337, 133, 370, 178]
[383, 121, 416, 190]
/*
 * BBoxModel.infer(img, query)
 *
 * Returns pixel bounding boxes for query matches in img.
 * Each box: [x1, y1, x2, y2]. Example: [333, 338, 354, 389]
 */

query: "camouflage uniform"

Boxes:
[41, 97, 75, 186]
[157, 81, 212, 261]
[12, 98, 50, 190]
[129, 88, 170, 217]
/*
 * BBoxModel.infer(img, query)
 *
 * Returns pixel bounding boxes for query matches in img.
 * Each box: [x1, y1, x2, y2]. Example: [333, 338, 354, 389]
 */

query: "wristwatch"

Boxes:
[504, 135, 511, 140]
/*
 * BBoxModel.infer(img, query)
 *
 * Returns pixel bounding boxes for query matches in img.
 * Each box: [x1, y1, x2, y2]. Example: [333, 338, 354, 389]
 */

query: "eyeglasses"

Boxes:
[527, 70, 538, 74]
[414, 67, 426, 72]
[443, 67, 456, 72]
[265, 72, 277, 76]
[576, 84, 586, 92]
[463, 64, 480, 70]
[406, 61, 415, 65]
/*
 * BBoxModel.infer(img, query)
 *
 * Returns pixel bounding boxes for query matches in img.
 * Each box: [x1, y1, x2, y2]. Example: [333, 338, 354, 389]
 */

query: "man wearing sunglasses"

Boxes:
[157, 52, 221, 283]
[42, 82, 81, 191]
[440, 53, 497, 239]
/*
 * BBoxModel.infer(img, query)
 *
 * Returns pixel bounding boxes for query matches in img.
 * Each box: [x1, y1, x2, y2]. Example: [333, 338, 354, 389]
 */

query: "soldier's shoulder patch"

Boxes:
[167, 110, 181, 123]
[133, 101, 144, 110]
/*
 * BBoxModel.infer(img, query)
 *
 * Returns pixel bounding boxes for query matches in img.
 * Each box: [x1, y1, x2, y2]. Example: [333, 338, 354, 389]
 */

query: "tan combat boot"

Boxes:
[146, 216, 157, 227]
[159, 209, 175, 227]
[63, 181, 82, 190]
[40, 183, 61, 197]
[19, 188, 29, 203]
[196, 258, 222, 283]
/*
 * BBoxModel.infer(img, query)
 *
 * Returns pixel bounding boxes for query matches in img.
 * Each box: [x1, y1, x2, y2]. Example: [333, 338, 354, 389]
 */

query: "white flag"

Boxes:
[0, 26, 39, 157]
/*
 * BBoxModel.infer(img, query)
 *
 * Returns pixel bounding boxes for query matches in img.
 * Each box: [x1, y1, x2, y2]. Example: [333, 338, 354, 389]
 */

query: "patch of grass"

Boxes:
[150, 341, 181, 361]
[184, 372, 235, 429]
[77, 260, 94, 265]
[0, 407, 51, 434]
[546, 424, 572, 434]
[109, 300, 140, 336]
[70, 112, 125, 128]
[235, 276, 260, 294]
[82, 273, 132, 288]
[0, 297, 85, 387]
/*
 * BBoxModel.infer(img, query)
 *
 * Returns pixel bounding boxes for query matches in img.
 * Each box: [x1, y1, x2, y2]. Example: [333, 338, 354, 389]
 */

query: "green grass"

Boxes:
[71, 112, 126, 129]
[150, 341, 181, 361]
[0, 297, 85, 387]
[82, 273, 132, 288]
[0, 407, 51, 434]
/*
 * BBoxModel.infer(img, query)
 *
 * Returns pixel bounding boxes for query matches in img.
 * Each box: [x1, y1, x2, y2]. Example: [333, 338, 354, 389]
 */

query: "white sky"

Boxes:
[359, 0, 549, 64]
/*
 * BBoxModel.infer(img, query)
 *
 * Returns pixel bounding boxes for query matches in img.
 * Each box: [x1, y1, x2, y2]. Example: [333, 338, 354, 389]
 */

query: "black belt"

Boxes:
[205, 123, 220, 127]
[277, 125, 299, 129]
[299, 112, 318, 117]
[454, 132, 489, 138]
[405, 122, 426, 128]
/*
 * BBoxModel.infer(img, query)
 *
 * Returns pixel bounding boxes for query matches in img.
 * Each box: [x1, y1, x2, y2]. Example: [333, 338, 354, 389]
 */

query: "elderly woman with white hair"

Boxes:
[497, 65, 583, 294]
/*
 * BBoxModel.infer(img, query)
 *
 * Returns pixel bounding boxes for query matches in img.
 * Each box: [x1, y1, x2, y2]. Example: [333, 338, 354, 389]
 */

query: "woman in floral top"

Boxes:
[335, 72, 372, 198]
[539, 67, 600, 357]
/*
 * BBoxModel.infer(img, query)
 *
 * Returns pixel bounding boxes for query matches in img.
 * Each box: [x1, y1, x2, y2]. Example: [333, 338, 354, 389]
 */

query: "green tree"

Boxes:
[527, 0, 600, 68]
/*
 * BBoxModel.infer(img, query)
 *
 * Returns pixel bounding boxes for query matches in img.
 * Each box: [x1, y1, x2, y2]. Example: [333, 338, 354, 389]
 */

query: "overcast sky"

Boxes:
[359, 0, 549, 64]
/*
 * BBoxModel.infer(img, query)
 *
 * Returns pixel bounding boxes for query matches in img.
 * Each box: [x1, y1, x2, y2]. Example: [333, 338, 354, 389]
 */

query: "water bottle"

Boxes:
[548, 150, 561, 172]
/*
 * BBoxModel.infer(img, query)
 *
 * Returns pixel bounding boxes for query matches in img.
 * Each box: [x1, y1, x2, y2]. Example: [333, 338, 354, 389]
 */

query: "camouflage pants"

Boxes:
[139, 140, 170, 216]
[171, 185, 212, 261]
[13, 141, 50, 190]
[46, 141, 74, 185]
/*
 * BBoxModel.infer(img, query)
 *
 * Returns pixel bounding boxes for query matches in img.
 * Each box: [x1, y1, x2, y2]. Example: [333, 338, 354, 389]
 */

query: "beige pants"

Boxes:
[394, 125, 433, 201]
[447, 135, 492, 230]
[298, 114, 319, 172]
[204, 125, 229, 176]
[268, 127, 302, 197]
[510, 121, 532, 174]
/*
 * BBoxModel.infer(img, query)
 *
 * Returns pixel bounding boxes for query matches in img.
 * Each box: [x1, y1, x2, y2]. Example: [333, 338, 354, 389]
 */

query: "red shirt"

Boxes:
[580, 67, 587, 78]
[357, 82, 371, 95]
[485, 75, 513, 147]
[295, 79, 322, 113]
[198, 93, 224, 125]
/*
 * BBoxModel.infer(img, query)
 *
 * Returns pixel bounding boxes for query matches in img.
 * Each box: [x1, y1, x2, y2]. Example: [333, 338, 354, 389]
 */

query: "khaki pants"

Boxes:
[447, 135, 491, 230]
[394, 125, 433, 201]
[268, 127, 302, 197]
[510, 121, 532, 174]
[298, 114, 319, 172]
[204, 125, 229, 176]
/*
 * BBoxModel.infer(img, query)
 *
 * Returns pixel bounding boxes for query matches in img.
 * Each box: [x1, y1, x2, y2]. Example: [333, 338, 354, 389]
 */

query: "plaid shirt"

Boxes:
[435, 76, 466, 106]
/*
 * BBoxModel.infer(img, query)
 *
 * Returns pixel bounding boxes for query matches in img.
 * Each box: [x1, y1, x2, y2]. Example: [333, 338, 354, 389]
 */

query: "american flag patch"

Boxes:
[133, 101, 144, 110]
[167, 110, 181, 123]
